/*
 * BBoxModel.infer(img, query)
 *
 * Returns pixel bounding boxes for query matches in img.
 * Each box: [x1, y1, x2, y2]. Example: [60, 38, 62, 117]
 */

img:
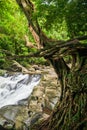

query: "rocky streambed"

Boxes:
[0, 65, 61, 130]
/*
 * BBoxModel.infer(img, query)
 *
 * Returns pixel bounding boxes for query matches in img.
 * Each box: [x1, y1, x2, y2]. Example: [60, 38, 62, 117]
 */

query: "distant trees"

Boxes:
[0, 0, 34, 67]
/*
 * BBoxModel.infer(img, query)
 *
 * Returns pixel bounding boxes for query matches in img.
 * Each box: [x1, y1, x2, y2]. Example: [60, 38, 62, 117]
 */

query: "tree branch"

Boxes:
[1, 38, 87, 60]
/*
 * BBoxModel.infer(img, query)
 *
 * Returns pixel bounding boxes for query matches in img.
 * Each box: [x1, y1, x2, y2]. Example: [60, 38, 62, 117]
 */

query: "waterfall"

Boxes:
[0, 73, 41, 108]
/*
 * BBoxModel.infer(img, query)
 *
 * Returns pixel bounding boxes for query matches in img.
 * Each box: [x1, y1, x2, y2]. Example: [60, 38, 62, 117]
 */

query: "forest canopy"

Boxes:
[0, 0, 87, 68]
[32, 0, 87, 38]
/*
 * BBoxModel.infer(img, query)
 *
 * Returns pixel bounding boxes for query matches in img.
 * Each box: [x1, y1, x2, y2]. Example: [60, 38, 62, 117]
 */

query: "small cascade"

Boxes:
[0, 73, 41, 108]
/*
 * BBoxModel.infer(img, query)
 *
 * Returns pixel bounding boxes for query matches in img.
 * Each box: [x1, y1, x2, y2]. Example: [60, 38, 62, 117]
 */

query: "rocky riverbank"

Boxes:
[0, 65, 61, 129]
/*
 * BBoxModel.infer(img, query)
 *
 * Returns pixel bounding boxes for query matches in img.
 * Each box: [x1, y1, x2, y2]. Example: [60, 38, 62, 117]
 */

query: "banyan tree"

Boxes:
[15, 0, 87, 129]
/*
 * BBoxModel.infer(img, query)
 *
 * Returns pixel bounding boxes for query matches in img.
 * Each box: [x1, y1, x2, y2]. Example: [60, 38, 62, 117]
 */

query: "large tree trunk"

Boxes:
[36, 50, 87, 130]
[15, 1, 87, 130]
[48, 59, 87, 130]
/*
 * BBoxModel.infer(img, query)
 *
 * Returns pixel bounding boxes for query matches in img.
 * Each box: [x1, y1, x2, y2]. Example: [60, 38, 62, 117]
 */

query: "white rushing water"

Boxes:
[0, 73, 41, 108]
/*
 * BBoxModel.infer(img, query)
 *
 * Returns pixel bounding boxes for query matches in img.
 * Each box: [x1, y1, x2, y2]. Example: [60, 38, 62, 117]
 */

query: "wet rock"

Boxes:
[32, 65, 40, 70]
[30, 113, 42, 126]
[28, 66, 61, 120]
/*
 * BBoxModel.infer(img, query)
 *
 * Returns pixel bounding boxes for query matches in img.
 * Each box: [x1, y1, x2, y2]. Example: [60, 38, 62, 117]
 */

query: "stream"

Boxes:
[0, 73, 41, 108]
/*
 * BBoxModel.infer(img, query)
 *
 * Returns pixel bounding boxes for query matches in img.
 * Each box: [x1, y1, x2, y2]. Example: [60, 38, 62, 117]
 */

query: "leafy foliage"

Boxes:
[0, 0, 37, 67]
[0, 0, 29, 49]
[33, 0, 87, 38]
[0, 0, 87, 68]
